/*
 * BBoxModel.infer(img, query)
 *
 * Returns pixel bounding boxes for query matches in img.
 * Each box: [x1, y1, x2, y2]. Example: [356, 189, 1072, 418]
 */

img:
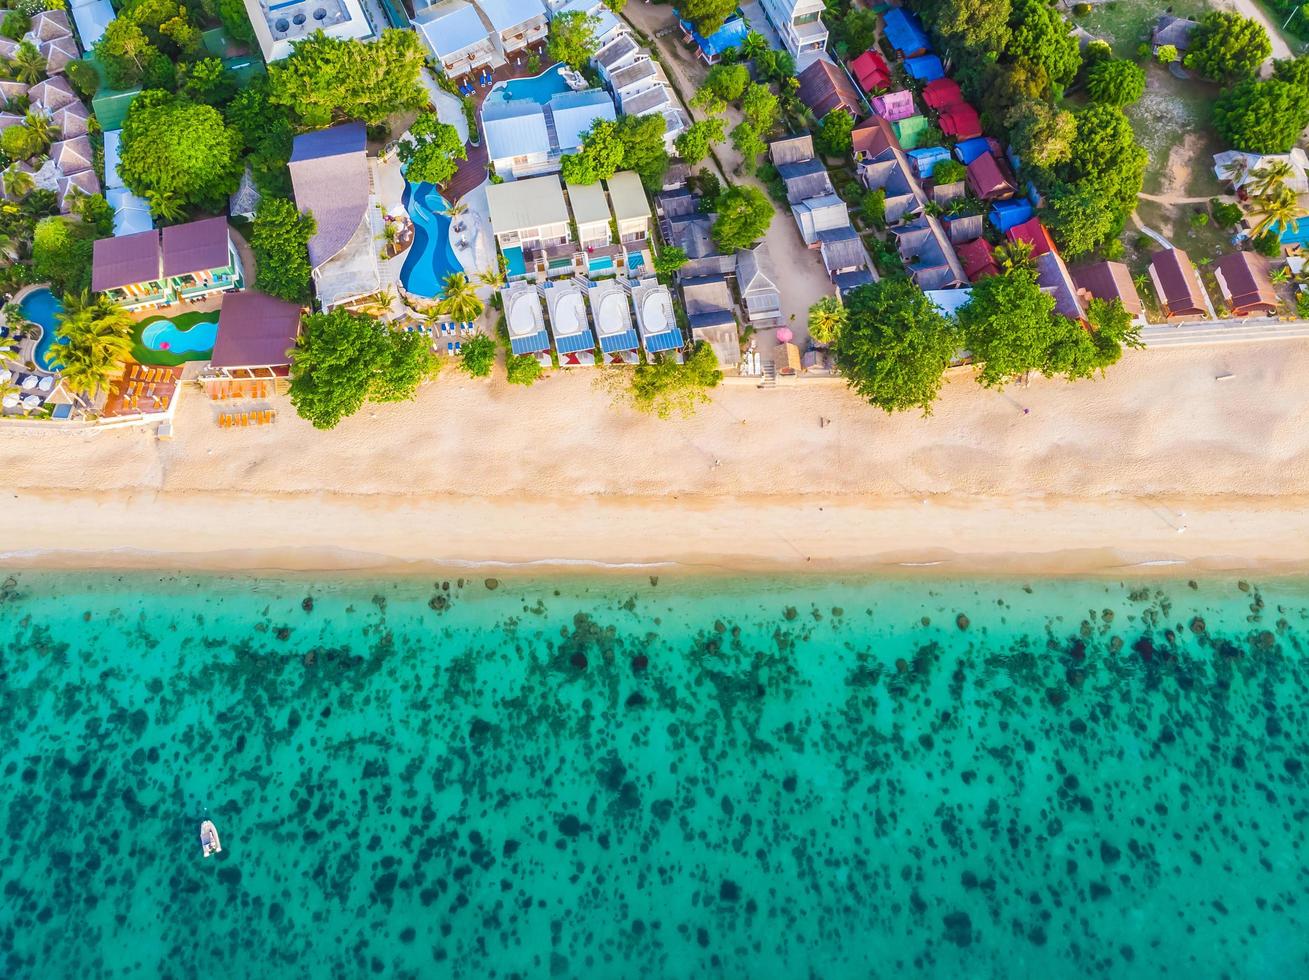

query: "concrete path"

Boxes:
[1143, 317, 1309, 347]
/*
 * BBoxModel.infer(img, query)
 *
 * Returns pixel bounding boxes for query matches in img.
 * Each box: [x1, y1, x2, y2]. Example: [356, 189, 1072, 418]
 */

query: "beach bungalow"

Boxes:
[483, 99, 552, 179]
[677, 9, 748, 64]
[938, 103, 981, 140]
[551, 89, 618, 156]
[904, 55, 944, 83]
[882, 6, 930, 58]
[892, 115, 930, 151]
[921, 78, 963, 110]
[502, 281, 553, 361]
[632, 278, 683, 356]
[849, 50, 890, 93]
[851, 115, 898, 162]
[792, 194, 851, 247]
[1213, 251, 1278, 316]
[819, 227, 874, 287]
[797, 59, 862, 119]
[1006, 217, 1055, 258]
[1148, 248, 1208, 319]
[567, 180, 613, 251]
[477, 0, 548, 60]
[416, 1, 499, 77]
[757, 0, 828, 61]
[588, 277, 641, 363]
[1036, 251, 1084, 321]
[92, 216, 243, 311]
[682, 275, 740, 368]
[594, 34, 641, 80]
[908, 145, 950, 183]
[871, 90, 917, 123]
[1213, 149, 1309, 196]
[989, 198, 1034, 233]
[953, 135, 1002, 165]
[735, 243, 782, 325]
[207, 290, 303, 383]
[669, 211, 736, 279]
[769, 136, 833, 204]
[242, 0, 374, 64]
[608, 170, 651, 271]
[966, 152, 1015, 201]
[486, 174, 572, 278]
[1152, 14, 1197, 55]
[544, 278, 597, 366]
[854, 118, 928, 225]
[954, 236, 999, 282]
[892, 215, 968, 290]
[1071, 260, 1143, 323]
[609, 59, 661, 105]
[288, 122, 379, 309]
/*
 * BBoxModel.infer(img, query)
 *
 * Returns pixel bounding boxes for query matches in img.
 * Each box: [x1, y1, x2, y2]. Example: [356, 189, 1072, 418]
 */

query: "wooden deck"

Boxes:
[102, 362, 180, 419]
[444, 49, 558, 203]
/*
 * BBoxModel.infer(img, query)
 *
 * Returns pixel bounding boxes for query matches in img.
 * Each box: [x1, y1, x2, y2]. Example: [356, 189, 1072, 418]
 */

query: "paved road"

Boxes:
[1142, 317, 1309, 347]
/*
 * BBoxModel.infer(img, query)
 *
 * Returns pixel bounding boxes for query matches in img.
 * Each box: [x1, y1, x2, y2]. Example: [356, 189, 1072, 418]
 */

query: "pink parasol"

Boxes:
[776, 327, 794, 343]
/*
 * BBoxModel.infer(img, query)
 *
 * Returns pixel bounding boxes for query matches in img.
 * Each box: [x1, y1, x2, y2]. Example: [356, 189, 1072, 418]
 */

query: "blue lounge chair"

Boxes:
[447, 342, 455, 355]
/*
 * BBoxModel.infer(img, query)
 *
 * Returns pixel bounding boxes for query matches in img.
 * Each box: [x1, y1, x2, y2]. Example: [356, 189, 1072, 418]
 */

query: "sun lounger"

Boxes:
[447, 342, 454, 355]
[455, 342, 462, 354]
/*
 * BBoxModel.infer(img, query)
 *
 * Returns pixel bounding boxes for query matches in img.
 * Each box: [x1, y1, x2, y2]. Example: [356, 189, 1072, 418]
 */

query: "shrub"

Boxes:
[1189, 211, 1210, 229]
[1210, 199, 1244, 228]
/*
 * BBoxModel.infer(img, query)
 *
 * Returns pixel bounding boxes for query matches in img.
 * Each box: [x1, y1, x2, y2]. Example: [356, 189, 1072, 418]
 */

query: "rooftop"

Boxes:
[567, 180, 611, 227]
[477, 0, 543, 33]
[288, 122, 372, 269]
[549, 89, 617, 153]
[416, 1, 493, 58]
[606, 171, 649, 223]
[211, 291, 303, 370]
[487, 174, 569, 232]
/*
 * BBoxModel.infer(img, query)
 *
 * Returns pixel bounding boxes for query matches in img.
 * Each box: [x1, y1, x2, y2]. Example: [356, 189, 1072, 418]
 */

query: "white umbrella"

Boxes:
[22, 394, 40, 410]
[21, 375, 37, 389]
[0, 368, 10, 383]
[2, 393, 18, 408]
[37, 375, 53, 391]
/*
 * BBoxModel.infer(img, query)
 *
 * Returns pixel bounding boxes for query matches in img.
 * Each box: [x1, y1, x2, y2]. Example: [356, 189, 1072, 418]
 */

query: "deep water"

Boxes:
[0, 572, 1306, 979]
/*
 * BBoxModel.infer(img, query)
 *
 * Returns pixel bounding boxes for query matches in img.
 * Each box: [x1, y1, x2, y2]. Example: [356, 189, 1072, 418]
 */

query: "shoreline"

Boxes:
[7, 488, 1309, 578]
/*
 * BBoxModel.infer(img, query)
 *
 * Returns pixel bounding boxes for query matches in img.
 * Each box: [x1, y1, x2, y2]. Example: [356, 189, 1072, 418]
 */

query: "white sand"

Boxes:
[4, 341, 1309, 574]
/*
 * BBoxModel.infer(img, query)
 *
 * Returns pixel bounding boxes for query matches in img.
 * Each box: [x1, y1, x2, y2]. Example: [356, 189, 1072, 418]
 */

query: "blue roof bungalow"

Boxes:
[677, 9, 749, 64]
[904, 54, 944, 82]
[907, 145, 950, 181]
[953, 135, 1001, 165]
[988, 198, 1034, 233]
[883, 7, 930, 58]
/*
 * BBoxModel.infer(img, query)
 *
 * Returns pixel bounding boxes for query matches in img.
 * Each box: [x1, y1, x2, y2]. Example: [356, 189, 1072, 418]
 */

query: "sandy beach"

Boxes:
[5, 340, 1309, 574]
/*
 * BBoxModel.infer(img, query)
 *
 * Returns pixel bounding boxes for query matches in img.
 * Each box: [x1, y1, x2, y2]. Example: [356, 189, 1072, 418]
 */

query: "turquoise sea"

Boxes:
[1, 571, 1307, 979]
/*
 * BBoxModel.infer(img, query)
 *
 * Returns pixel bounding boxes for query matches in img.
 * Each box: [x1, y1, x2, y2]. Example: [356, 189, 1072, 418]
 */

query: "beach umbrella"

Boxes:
[22, 394, 39, 410]
[776, 327, 794, 343]
[0, 368, 10, 382]
[2, 393, 18, 408]
[21, 374, 37, 389]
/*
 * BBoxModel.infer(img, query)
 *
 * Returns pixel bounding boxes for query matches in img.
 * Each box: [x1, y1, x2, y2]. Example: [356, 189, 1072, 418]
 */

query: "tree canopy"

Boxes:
[224, 80, 295, 198]
[268, 30, 426, 128]
[711, 185, 772, 251]
[547, 11, 600, 71]
[397, 112, 467, 187]
[119, 90, 243, 215]
[1085, 58, 1146, 106]
[629, 341, 722, 418]
[679, 0, 737, 37]
[251, 197, 315, 303]
[740, 83, 780, 135]
[1273, 54, 1309, 91]
[615, 113, 669, 189]
[289, 308, 437, 429]
[1185, 11, 1271, 81]
[674, 119, 725, 165]
[920, 0, 1012, 57]
[836, 278, 958, 414]
[561, 119, 625, 184]
[1005, 0, 1080, 92]
[50, 294, 133, 405]
[459, 333, 497, 377]
[1041, 183, 1119, 259]
[1007, 100, 1076, 168]
[1214, 79, 1309, 153]
[815, 108, 856, 157]
[1046, 104, 1146, 249]
[32, 216, 93, 295]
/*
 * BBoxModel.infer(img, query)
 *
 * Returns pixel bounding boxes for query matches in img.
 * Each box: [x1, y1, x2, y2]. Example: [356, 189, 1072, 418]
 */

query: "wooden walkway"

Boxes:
[444, 50, 558, 202]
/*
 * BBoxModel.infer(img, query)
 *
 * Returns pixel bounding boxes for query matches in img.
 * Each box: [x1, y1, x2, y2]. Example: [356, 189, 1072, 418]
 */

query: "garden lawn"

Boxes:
[1073, 0, 1213, 58]
[130, 310, 219, 367]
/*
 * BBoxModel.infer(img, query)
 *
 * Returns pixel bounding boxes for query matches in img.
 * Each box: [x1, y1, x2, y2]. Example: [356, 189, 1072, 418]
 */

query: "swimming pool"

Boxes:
[141, 318, 217, 354]
[589, 256, 615, 275]
[20, 287, 66, 372]
[399, 181, 464, 299]
[485, 66, 571, 106]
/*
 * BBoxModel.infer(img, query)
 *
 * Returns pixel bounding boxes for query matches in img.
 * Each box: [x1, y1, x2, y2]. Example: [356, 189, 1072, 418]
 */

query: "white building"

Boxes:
[483, 89, 615, 181]
[415, 1, 499, 76]
[631, 278, 683, 357]
[566, 180, 612, 250]
[757, 0, 828, 61]
[478, 0, 548, 59]
[544, 279, 597, 366]
[242, 0, 375, 64]
[589, 278, 640, 364]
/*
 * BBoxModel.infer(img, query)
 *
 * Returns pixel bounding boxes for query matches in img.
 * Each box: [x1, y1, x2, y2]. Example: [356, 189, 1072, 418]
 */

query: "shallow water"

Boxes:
[1, 572, 1306, 979]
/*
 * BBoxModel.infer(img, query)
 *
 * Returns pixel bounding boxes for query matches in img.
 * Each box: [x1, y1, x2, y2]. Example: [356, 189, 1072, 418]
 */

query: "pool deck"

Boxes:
[443, 49, 558, 203]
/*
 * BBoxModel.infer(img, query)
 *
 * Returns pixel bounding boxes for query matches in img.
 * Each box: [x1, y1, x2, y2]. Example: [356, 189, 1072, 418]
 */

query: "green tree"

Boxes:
[71, 192, 115, 238]
[860, 187, 886, 229]
[224, 80, 295, 198]
[1, 10, 30, 39]
[11, 39, 46, 85]
[832, 8, 879, 58]
[1085, 58, 1146, 105]
[1185, 11, 1270, 81]
[705, 63, 750, 103]
[815, 108, 855, 157]
[711, 185, 772, 251]
[1273, 54, 1309, 91]
[616, 113, 669, 188]
[459, 333, 497, 377]
[740, 83, 780, 134]
[1084, 297, 1142, 370]
[674, 118, 725, 165]
[629, 340, 721, 418]
[397, 112, 467, 187]
[2, 165, 34, 200]
[932, 159, 968, 184]
[1053, 104, 1147, 233]
[603, 0, 626, 11]
[215, 0, 255, 43]
[1042, 183, 1118, 258]
[289, 308, 437, 429]
[0, 124, 36, 162]
[807, 295, 847, 347]
[506, 352, 543, 385]
[1249, 184, 1304, 238]
[31, 217, 93, 295]
[680, 0, 738, 39]
[251, 197, 315, 303]
[920, 0, 1012, 58]
[1214, 79, 1309, 153]
[93, 19, 155, 88]
[547, 10, 600, 71]
[1005, 0, 1080, 91]
[835, 277, 958, 414]
[730, 122, 766, 171]
[958, 266, 1095, 387]
[50, 295, 134, 406]
[268, 29, 426, 128]
[1006, 100, 1076, 168]
[119, 90, 243, 213]
[561, 118, 625, 184]
[652, 245, 688, 279]
[438, 273, 484, 322]
[180, 57, 236, 105]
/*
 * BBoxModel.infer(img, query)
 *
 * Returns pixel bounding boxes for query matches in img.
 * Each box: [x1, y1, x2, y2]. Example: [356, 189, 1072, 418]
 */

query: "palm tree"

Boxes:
[3, 165, 33, 200]
[145, 189, 185, 223]
[437, 272, 483, 322]
[1248, 159, 1295, 200]
[12, 42, 47, 86]
[477, 266, 506, 291]
[1220, 155, 1250, 188]
[0, 230, 20, 263]
[441, 199, 469, 219]
[48, 298, 133, 405]
[22, 111, 54, 148]
[1270, 266, 1293, 285]
[997, 239, 1034, 272]
[741, 31, 768, 62]
[807, 296, 846, 347]
[1250, 185, 1304, 239]
[357, 286, 398, 319]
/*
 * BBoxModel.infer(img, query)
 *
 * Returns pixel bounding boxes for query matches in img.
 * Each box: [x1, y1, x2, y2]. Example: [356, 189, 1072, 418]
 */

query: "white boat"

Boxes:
[200, 819, 222, 858]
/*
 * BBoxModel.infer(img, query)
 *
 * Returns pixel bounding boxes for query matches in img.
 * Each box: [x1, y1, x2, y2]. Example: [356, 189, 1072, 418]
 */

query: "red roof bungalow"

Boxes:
[1148, 248, 1208, 318]
[955, 237, 1000, 281]
[938, 103, 981, 140]
[1006, 217, 1056, 257]
[1212, 251, 1278, 316]
[921, 78, 963, 110]
[849, 50, 890, 93]
[966, 152, 1015, 201]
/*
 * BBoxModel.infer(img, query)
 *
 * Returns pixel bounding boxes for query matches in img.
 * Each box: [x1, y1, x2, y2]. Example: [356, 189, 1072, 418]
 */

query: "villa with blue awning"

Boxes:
[677, 9, 748, 64]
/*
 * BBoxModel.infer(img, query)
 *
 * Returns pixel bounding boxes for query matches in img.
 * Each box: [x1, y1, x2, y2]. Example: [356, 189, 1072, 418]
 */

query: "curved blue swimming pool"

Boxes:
[20, 287, 66, 372]
[141, 318, 217, 354]
[399, 181, 464, 299]
[485, 66, 571, 107]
